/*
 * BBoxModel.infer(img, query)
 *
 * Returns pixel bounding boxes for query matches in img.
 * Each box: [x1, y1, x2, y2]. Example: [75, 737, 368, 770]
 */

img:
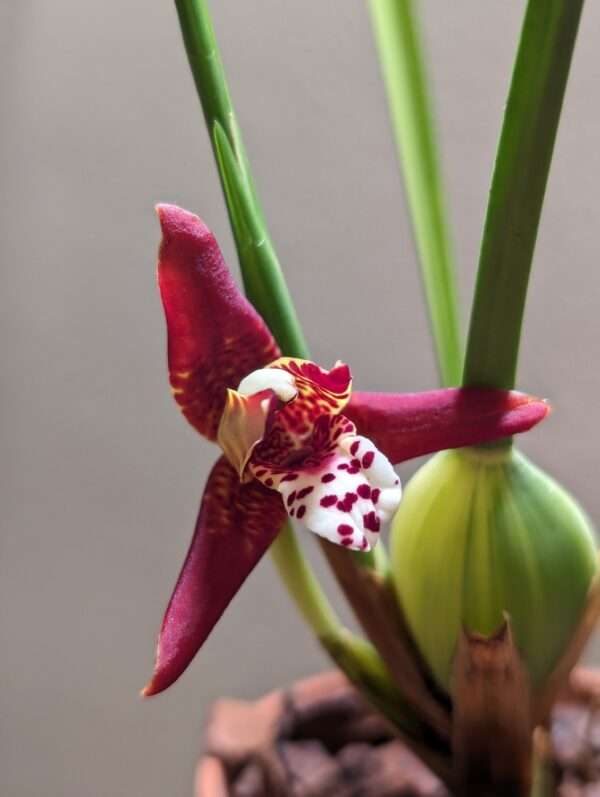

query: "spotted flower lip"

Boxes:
[218, 357, 402, 552]
[143, 203, 550, 697]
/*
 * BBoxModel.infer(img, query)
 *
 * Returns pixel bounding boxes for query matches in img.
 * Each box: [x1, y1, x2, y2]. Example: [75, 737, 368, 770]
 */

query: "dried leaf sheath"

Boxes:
[452, 622, 532, 796]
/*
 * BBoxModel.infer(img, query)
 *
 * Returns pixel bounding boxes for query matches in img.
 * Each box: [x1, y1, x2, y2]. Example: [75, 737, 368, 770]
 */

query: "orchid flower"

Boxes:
[143, 204, 549, 697]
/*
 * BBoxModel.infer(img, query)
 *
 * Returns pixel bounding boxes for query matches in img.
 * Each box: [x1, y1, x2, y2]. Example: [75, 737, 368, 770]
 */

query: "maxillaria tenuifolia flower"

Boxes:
[143, 204, 550, 696]
[391, 446, 598, 692]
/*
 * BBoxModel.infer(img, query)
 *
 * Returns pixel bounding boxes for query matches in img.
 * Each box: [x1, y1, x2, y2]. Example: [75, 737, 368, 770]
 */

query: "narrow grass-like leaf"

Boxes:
[212, 122, 307, 355]
[175, 0, 308, 359]
[368, 0, 462, 386]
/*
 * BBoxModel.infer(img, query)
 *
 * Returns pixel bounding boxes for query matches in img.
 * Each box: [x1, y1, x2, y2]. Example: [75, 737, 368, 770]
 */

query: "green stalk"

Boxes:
[463, 0, 585, 391]
[269, 523, 341, 639]
[323, 631, 435, 744]
[530, 730, 558, 797]
[325, 631, 453, 786]
[368, 0, 461, 387]
[174, 0, 308, 358]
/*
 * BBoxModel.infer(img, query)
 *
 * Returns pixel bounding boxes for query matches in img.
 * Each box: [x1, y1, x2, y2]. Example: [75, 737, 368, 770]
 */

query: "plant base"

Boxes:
[195, 669, 600, 796]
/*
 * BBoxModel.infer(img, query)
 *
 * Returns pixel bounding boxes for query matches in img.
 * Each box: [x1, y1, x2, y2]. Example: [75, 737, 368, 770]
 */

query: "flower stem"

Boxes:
[269, 523, 341, 639]
[322, 630, 454, 785]
[173, 0, 308, 358]
[367, 0, 462, 387]
[530, 729, 558, 797]
[462, 0, 585, 391]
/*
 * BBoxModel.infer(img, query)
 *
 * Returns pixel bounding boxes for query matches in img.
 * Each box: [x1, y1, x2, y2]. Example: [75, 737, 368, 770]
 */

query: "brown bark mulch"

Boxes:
[195, 669, 600, 796]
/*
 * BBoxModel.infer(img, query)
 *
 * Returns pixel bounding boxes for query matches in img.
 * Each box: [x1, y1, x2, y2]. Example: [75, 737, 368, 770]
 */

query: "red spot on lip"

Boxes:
[363, 511, 380, 532]
[338, 523, 353, 536]
[286, 491, 297, 507]
[341, 538, 353, 547]
[337, 492, 358, 512]
[296, 505, 306, 519]
[357, 484, 371, 499]
[350, 441, 360, 456]
[281, 472, 299, 482]
[362, 451, 375, 469]
[321, 473, 335, 483]
[320, 495, 337, 508]
[297, 486, 314, 499]
[371, 488, 380, 504]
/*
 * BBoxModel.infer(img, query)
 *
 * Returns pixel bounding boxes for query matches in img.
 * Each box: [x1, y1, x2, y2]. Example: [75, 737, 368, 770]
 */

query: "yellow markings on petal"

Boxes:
[170, 370, 193, 397]
[217, 388, 274, 482]
[266, 357, 352, 415]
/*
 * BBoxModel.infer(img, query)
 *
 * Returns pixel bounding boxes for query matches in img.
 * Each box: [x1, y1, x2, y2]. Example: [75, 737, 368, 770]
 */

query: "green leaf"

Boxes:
[211, 121, 262, 247]
[212, 121, 308, 357]
[368, 0, 462, 387]
[463, 0, 585, 391]
[175, 0, 308, 359]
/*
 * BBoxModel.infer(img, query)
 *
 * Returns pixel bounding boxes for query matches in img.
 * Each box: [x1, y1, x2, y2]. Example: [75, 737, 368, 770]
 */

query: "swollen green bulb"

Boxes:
[391, 446, 597, 692]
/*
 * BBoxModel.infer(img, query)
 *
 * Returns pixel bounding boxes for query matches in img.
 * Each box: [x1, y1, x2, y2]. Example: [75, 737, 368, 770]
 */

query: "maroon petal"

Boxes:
[157, 204, 280, 441]
[142, 457, 287, 697]
[345, 388, 549, 464]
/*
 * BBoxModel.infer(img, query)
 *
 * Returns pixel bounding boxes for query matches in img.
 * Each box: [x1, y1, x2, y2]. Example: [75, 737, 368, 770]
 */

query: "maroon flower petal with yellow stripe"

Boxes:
[142, 457, 286, 697]
[345, 387, 550, 465]
[157, 204, 280, 440]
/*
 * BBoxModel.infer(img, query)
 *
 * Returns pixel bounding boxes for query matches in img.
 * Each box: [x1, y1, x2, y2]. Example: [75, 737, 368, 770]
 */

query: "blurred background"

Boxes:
[2, 2, 600, 795]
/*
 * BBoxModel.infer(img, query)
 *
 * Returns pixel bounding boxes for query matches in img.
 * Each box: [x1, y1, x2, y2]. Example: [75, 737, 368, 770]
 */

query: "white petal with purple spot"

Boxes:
[251, 422, 402, 552]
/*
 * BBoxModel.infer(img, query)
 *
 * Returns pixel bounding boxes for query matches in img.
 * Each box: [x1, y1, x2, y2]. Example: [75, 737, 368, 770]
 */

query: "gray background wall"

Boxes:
[2, 2, 600, 796]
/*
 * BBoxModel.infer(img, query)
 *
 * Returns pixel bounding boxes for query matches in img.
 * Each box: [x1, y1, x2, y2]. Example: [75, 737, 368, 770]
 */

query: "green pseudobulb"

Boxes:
[391, 447, 597, 692]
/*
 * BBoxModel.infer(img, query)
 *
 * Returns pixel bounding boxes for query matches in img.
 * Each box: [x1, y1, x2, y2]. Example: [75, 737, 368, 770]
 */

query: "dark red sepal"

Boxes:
[157, 204, 280, 441]
[142, 456, 287, 697]
[345, 388, 549, 464]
